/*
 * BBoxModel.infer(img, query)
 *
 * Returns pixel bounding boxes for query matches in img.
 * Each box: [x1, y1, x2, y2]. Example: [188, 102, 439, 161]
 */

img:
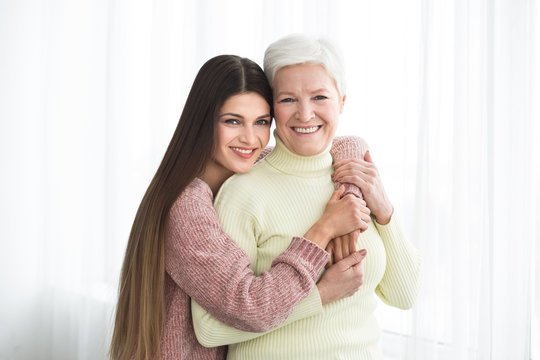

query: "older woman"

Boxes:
[192, 35, 422, 360]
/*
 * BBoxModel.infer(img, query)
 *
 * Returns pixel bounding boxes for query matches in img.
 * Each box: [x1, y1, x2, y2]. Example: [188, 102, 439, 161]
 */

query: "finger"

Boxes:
[348, 233, 358, 253]
[334, 237, 344, 263]
[333, 167, 373, 183]
[333, 159, 360, 169]
[358, 220, 369, 233]
[332, 163, 366, 178]
[341, 234, 351, 258]
[330, 185, 345, 201]
[364, 150, 373, 163]
[352, 249, 367, 268]
[360, 211, 371, 223]
[339, 249, 367, 269]
[326, 244, 334, 268]
[354, 249, 367, 266]
[335, 175, 369, 189]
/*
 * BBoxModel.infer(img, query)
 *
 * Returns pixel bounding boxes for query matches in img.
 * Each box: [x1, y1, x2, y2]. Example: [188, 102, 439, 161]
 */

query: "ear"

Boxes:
[339, 94, 347, 114]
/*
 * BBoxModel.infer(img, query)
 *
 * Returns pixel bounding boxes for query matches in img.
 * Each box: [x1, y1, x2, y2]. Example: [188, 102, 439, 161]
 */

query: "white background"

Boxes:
[1, 0, 538, 359]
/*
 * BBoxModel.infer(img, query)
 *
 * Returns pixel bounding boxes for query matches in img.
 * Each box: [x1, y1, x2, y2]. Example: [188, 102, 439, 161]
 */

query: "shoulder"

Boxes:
[214, 162, 273, 212]
[169, 178, 214, 221]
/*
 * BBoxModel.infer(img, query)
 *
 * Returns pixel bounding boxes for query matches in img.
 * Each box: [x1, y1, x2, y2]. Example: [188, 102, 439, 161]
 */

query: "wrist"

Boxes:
[316, 282, 331, 306]
[375, 205, 393, 225]
[304, 220, 332, 249]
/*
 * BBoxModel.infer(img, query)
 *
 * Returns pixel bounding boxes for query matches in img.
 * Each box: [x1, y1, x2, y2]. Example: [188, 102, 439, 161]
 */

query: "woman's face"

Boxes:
[212, 92, 272, 175]
[272, 63, 345, 156]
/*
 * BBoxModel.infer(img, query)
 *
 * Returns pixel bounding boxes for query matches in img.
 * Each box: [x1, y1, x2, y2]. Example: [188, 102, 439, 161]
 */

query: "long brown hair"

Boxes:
[109, 55, 272, 360]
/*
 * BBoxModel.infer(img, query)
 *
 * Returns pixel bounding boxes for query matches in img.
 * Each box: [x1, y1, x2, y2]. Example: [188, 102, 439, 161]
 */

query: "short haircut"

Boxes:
[263, 34, 346, 96]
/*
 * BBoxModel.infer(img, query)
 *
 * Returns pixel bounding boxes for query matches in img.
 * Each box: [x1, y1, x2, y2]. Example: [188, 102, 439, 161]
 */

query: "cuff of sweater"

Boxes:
[335, 182, 363, 199]
[330, 136, 367, 162]
[273, 237, 330, 281]
[374, 213, 406, 248]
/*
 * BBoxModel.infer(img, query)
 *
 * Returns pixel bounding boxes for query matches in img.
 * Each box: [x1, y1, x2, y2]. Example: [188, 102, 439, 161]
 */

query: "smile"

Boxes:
[230, 147, 257, 159]
[292, 126, 321, 134]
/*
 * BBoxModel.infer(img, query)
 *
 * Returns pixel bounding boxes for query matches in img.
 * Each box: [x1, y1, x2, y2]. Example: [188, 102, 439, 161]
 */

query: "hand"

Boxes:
[303, 187, 371, 249]
[325, 230, 361, 267]
[332, 151, 393, 224]
[317, 249, 367, 305]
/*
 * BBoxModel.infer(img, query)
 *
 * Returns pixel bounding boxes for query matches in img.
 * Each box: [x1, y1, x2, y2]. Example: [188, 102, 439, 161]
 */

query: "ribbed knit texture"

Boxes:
[194, 134, 422, 360]
[330, 136, 370, 198]
[161, 178, 330, 360]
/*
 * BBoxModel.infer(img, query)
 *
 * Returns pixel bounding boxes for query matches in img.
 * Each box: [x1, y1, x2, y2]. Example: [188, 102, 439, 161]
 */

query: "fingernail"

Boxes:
[358, 249, 367, 256]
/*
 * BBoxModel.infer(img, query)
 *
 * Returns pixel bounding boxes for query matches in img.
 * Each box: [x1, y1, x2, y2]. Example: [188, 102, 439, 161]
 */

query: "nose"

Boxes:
[239, 124, 256, 145]
[296, 101, 315, 122]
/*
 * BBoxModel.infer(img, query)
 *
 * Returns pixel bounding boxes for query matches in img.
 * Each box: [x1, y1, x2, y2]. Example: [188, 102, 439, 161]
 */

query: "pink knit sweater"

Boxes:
[160, 136, 365, 360]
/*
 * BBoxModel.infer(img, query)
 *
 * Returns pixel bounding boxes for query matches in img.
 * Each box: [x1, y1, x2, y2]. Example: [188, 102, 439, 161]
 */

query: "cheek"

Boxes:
[324, 106, 341, 126]
[273, 112, 289, 130]
[215, 126, 235, 148]
[273, 105, 291, 124]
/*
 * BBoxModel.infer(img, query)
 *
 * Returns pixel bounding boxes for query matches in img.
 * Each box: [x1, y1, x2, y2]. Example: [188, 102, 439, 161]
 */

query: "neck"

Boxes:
[264, 133, 333, 178]
[199, 161, 234, 196]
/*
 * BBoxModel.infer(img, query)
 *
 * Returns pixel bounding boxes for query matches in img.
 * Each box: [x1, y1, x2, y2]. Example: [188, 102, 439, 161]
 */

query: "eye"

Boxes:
[278, 97, 295, 103]
[224, 119, 240, 125]
[313, 95, 328, 100]
[255, 119, 271, 126]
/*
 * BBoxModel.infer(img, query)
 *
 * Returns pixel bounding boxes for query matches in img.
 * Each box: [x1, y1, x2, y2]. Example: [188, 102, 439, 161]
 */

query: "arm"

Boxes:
[374, 213, 422, 309]
[190, 202, 327, 347]
[192, 186, 371, 347]
[193, 248, 368, 347]
[327, 136, 370, 265]
[166, 181, 329, 333]
[332, 149, 422, 308]
[330, 136, 369, 198]
[192, 279, 324, 346]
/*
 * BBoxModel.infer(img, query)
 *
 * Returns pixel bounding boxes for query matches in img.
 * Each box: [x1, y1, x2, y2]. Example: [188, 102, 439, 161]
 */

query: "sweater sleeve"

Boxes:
[373, 213, 422, 309]
[190, 198, 325, 347]
[330, 136, 369, 198]
[192, 285, 323, 347]
[165, 181, 329, 334]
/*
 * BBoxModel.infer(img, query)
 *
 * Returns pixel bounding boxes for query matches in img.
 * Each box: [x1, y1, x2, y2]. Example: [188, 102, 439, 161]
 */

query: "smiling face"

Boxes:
[272, 63, 345, 156]
[211, 92, 272, 176]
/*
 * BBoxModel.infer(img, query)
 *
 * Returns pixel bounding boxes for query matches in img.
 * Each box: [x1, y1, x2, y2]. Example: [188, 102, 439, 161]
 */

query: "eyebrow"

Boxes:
[276, 88, 330, 96]
[219, 112, 271, 119]
[311, 88, 330, 94]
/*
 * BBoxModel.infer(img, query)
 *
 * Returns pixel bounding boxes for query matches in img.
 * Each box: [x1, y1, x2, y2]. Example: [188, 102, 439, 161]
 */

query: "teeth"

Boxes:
[231, 147, 253, 154]
[294, 126, 319, 134]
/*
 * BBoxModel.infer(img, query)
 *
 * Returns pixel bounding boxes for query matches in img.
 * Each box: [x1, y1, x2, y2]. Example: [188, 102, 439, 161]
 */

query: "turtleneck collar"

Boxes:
[264, 131, 333, 178]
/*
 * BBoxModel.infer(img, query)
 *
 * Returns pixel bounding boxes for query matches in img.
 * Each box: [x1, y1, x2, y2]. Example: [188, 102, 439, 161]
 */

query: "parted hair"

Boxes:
[109, 55, 272, 360]
[263, 33, 346, 96]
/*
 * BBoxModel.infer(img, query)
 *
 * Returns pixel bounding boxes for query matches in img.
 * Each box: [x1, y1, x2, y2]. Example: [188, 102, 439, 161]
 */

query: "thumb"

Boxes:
[330, 185, 345, 201]
[364, 150, 373, 163]
[339, 249, 367, 269]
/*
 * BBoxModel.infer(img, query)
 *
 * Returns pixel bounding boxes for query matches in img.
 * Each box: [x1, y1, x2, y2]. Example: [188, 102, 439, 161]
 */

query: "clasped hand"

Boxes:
[327, 150, 393, 266]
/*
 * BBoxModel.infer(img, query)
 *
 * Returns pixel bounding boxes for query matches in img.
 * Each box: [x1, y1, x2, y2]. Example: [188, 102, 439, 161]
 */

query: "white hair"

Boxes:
[263, 34, 346, 96]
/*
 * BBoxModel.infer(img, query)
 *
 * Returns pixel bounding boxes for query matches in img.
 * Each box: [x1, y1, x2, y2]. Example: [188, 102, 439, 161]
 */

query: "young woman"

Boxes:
[109, 55, 370, 360]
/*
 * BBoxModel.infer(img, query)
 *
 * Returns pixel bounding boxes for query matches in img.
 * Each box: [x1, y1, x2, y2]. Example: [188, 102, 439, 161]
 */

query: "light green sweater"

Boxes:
[192, 135, 421, 359]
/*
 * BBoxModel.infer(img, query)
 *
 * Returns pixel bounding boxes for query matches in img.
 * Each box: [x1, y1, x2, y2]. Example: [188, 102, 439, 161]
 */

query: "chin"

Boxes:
[232, 164, 253, 174]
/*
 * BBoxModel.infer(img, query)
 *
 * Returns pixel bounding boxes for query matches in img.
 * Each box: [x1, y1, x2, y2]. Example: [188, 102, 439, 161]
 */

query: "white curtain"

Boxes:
[0, 0, 538, 359]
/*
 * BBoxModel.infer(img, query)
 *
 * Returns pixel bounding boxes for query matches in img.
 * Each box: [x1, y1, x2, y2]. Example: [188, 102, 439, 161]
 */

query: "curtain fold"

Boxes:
[0, 0, 537, 359]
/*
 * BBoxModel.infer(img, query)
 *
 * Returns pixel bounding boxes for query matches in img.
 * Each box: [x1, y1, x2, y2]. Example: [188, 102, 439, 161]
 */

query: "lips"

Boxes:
[292, 125, 322, 134]
[230, 146, 257, 159]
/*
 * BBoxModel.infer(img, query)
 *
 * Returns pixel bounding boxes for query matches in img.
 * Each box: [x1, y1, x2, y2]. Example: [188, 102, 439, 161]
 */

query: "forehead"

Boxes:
[273, 64, 337, 93]
[221, 92, 268, 110]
